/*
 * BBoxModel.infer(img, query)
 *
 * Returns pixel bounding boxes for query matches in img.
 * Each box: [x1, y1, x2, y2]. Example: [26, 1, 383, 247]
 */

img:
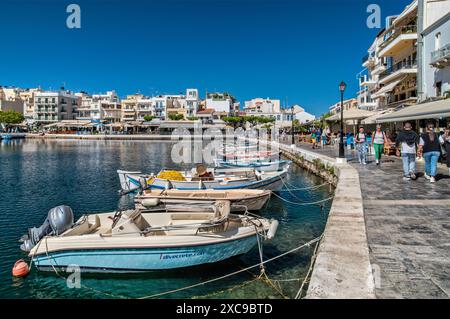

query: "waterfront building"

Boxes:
[152, 96, 167, 119]
[377, 0, 450, 130]
[76, 91, 122, 122]
[33, 89, 80, 124]
[19, 88, 42, 121]
[371, 1, 418, 110]
[121, 94, 142, 122]
[165, 93, 188, 119]
[0, 86, 26, 114]
[136, 97, 153, 121]
[420, 0, 450, 100]
[244, 98, 281, 115]
[185, 89, 200, 117]
[205, 92, 235, 114]
[357, 34, 384, 111]
[275, 105, 314, 128]
[329, 98, 359, 115]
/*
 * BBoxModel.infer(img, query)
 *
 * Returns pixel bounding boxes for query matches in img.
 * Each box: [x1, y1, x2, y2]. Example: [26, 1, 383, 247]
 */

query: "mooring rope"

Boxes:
[271, 191, 334, 206]
[295, 235, 322, 299]
[278, 178, 331, 192]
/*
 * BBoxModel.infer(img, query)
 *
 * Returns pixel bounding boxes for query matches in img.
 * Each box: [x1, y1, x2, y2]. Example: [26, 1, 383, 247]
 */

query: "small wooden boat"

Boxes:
[118, 165, 288, 193]
[22, 202, 278, 272]
[135, 189, 271, 212]
[214, 159, 292, 172]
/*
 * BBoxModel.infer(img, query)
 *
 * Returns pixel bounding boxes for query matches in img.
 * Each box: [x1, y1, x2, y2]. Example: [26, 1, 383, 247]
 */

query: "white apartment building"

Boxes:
[275, 105, 315, 127]
[20, 88, 42, 120]
[153, 96, 166, 119]
[420, 0, 450, 100]
[136, 98, 153, 121]
[34, 89, 80, 123]
[205, 92, 235, 114]
[76, 91, 122, 122]
[371, 1, 419, 110]
[329, 98, 359, 115]
[185, 89, 199, 117]
[244, 98, 281, 115]
[121, 94, 143, 122]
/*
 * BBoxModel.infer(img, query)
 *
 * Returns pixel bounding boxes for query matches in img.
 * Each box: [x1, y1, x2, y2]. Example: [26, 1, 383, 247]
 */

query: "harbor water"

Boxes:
[0, 139, 333, 299]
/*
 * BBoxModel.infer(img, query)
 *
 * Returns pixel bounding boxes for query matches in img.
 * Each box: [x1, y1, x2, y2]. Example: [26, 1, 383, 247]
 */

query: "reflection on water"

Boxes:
[0, 139, 333, 299]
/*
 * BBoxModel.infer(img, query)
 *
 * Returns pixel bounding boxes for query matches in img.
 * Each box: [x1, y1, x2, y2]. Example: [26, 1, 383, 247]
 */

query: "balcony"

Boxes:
[362, 53, 375, 68]
[359, 75, 376, 87]
[379, 25, 417, 57]
[379, 60, 417, 84]
[430, 43, 450, 68]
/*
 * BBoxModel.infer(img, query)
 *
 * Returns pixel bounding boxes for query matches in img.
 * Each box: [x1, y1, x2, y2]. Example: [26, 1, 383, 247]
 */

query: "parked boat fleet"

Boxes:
[19, 146, 288, 273]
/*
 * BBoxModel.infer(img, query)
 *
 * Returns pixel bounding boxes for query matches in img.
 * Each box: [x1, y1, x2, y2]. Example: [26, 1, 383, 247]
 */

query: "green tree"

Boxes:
[222, 116, 242, 129]
[168, 114, 184, 121]
[0, 110, 24, 125]
[187, 116, 198, 121]
[143, 115, 155, 122]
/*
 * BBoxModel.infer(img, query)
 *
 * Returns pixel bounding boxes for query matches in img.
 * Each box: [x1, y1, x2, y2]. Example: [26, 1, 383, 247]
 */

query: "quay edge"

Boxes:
[277, 143, 376, 299]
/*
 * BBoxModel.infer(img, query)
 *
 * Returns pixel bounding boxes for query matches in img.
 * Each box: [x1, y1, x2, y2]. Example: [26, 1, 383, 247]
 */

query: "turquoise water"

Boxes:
[0, 139, 333, 299]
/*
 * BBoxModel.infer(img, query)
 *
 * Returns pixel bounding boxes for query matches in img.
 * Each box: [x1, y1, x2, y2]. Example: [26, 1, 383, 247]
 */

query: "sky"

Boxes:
[0, 0, 412, 116]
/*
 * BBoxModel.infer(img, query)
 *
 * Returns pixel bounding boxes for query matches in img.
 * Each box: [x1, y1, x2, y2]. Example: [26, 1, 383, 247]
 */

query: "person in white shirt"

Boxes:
[355, 127, 368, 165]
[372, 124, 387, 165]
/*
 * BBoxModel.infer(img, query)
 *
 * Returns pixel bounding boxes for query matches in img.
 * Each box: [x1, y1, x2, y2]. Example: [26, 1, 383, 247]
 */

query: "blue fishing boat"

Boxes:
[21, 203, 278, 272]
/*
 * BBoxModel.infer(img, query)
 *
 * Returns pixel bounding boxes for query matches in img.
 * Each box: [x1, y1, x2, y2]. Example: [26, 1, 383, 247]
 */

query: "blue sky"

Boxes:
[0, 0, 412, 115]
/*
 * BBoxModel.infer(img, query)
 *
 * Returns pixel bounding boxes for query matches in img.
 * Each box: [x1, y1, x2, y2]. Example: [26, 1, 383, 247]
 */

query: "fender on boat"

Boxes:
[267, 219, 279, 240]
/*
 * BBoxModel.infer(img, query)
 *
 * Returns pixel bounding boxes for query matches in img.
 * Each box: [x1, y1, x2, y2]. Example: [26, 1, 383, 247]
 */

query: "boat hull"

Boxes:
[215, 160, 291, 172]
[32, 235, 258, 272]
[118, 169, 288, 193]
[140, 195, 270, 212]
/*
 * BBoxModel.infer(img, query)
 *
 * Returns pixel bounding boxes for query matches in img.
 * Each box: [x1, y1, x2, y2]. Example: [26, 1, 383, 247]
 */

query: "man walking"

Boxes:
[396, 122, 419, 181]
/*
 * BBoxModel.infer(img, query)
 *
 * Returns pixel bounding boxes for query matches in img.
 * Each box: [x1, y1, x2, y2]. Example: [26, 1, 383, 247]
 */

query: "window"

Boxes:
[436, 81, 442, 97]
[435, 32, 441, 51]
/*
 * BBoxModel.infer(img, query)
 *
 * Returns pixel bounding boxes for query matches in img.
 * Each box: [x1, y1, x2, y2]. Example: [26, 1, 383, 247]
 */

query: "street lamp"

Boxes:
[339, 81, 346, 159]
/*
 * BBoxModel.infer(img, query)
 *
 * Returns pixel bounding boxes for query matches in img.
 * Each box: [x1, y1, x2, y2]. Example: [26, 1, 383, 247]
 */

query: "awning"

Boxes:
[361, 110, 394, 124]
[377, 99, 450, 123]
[326, 109, 375, 122]
[371, 77, 406, 99]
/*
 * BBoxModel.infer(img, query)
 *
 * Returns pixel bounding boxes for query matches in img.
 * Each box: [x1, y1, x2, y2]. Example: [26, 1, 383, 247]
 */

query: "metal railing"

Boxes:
[431, 43, 450, 64]
[380, 25, 417, 49]
[379, 60, 417, 80]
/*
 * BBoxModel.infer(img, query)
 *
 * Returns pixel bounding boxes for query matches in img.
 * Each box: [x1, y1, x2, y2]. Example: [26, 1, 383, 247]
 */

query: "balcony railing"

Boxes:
[379, 60, 417, 80]
[362, 53, 375, 64]
[431, 43, 450, 64]
[380, 25, 417, 49]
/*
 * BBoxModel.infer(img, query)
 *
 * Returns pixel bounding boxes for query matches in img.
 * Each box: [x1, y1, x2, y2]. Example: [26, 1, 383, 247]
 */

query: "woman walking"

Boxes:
[372, 124, 387, 165]
[355, 127, 368, 165]
[439, 125, 450, 175]
[418, 123, 441, 183]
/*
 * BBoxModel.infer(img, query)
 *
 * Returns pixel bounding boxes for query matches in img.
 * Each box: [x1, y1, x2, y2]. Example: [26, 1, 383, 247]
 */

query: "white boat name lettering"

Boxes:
[160, 252, 205, 260]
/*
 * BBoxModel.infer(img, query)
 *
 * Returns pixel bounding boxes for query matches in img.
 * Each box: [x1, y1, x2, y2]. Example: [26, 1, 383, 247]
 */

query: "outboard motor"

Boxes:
[20, 205, 74, 252]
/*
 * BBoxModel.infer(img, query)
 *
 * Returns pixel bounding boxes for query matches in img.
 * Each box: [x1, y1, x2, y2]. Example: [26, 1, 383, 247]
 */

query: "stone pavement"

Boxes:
[294, 142, 450, 299]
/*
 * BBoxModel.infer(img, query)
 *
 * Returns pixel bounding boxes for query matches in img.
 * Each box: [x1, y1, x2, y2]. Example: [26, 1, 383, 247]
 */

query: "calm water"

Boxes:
[0, 139, 333, 299]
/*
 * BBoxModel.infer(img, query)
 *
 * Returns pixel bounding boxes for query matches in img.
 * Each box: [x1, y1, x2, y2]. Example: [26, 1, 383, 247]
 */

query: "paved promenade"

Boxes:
[295, 142, 450, 299]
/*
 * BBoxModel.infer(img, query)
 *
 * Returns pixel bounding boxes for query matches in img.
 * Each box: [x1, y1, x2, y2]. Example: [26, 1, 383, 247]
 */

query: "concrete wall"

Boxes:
[277, 143, 376, 299]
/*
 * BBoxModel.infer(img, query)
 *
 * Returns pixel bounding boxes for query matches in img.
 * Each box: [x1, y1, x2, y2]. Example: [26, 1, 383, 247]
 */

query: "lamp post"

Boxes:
[339, 81, 346, 159]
